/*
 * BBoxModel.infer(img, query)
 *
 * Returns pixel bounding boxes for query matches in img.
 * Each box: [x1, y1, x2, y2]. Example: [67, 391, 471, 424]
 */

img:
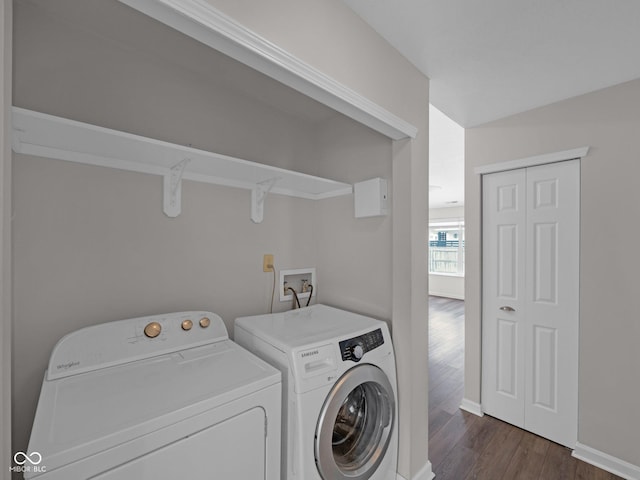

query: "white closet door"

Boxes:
[524, 160, 579, 447]
[482, 160, 579, 448]
[482, 168, 527, 427]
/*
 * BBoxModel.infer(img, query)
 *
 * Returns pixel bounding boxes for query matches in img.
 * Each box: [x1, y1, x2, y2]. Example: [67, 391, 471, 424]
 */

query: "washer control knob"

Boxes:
[352, 344, 364, 360]
[199, 317, 211, 328]
[144, 321, 162, 338]
[181, 319, 193, 331]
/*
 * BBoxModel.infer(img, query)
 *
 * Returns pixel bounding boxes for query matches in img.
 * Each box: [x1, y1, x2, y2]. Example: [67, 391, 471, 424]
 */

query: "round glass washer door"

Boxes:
[314, 364, 395, 480]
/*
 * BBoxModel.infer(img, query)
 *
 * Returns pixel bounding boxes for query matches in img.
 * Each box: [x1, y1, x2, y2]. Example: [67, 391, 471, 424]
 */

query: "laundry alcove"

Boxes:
[11, 0, 415, 464]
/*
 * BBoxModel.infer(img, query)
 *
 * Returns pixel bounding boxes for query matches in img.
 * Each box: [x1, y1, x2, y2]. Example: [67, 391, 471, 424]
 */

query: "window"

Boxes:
[429, 220, 464, 276]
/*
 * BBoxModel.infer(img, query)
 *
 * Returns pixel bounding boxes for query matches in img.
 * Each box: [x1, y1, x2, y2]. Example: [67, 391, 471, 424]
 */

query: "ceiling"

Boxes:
[429, 105, 464, 209]
[343, 0, 640, 210]
[342, 0, 640, 128]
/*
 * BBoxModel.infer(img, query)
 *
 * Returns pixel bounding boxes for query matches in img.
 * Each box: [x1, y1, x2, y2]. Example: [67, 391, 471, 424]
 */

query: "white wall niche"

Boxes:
[279, 268, 316, 303]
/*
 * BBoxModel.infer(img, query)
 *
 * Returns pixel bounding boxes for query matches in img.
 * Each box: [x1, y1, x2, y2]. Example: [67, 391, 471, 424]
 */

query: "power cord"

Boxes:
[268, 263, 275, 314]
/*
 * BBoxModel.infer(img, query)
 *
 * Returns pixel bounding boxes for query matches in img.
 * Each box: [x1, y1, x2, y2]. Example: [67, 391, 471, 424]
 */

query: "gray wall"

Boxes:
[12, 0, 396, 461]
[313, 115, 393, 320]
[1, 1, 12, 478]
[465, 78, 640, 467]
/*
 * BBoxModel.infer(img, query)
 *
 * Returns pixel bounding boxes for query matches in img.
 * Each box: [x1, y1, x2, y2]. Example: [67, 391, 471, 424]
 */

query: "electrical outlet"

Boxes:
[263, 254, 274, 272]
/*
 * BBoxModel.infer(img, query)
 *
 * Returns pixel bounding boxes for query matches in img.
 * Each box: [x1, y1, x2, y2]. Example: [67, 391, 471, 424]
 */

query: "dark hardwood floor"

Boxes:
[428, 296, 621, 480]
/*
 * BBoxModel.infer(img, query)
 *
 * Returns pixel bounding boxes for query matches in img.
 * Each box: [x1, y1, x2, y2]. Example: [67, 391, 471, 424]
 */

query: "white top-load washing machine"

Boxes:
[25, 311, 281, 480]
[235, 304, 398, 480]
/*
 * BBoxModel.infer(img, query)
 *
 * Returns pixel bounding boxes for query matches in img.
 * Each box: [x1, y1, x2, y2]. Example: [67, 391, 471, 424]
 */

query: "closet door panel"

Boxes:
[482, 169, 526, 427]
[524, 160, 579, 448]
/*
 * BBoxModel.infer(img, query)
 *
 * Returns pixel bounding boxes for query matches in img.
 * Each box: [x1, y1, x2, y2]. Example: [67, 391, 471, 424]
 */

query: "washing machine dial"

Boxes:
[351, 344, 364, 361]
[144, 321, 162, 338]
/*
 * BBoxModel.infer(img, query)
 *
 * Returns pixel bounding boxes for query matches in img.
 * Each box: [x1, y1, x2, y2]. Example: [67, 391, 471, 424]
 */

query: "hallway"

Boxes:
[428, 296, 621, 480]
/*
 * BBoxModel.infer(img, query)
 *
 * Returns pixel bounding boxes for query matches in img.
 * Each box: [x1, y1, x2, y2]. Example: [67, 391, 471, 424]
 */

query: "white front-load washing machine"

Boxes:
[24, 311, 281, 480]
[235, 304, 398, 480]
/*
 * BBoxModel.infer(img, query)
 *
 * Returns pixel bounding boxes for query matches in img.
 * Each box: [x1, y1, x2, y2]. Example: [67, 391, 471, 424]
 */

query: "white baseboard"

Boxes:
[460, 398, 484, 417]
[572, 442, 640, 480]
[428, 291, 465, 300]
[397, 461, 435, 480]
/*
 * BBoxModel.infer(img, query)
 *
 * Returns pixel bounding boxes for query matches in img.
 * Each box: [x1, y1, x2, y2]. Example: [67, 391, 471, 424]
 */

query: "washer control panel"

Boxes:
[47, 311, 227, 380]
[339, 328, 384, 362]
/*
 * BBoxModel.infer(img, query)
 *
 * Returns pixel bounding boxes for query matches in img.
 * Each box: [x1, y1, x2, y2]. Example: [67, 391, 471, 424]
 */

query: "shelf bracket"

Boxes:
[12, 127, 24, 152]
[251, 177, 280, 224]
[163, 158, 190, 218]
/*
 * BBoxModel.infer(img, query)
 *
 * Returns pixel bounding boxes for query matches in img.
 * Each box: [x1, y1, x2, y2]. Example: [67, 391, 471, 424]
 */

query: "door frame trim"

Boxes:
[1, 1, 11, 477]
[474, 146, 589, 175]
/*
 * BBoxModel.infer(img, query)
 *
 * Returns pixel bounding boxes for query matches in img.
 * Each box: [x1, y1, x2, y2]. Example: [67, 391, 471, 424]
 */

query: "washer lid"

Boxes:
[235, 304, 387, 352]
[28, 337, 280, 476]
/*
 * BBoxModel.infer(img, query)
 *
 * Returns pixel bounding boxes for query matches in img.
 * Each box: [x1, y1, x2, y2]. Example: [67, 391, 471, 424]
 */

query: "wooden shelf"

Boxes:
[12, 107, 353, 220]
